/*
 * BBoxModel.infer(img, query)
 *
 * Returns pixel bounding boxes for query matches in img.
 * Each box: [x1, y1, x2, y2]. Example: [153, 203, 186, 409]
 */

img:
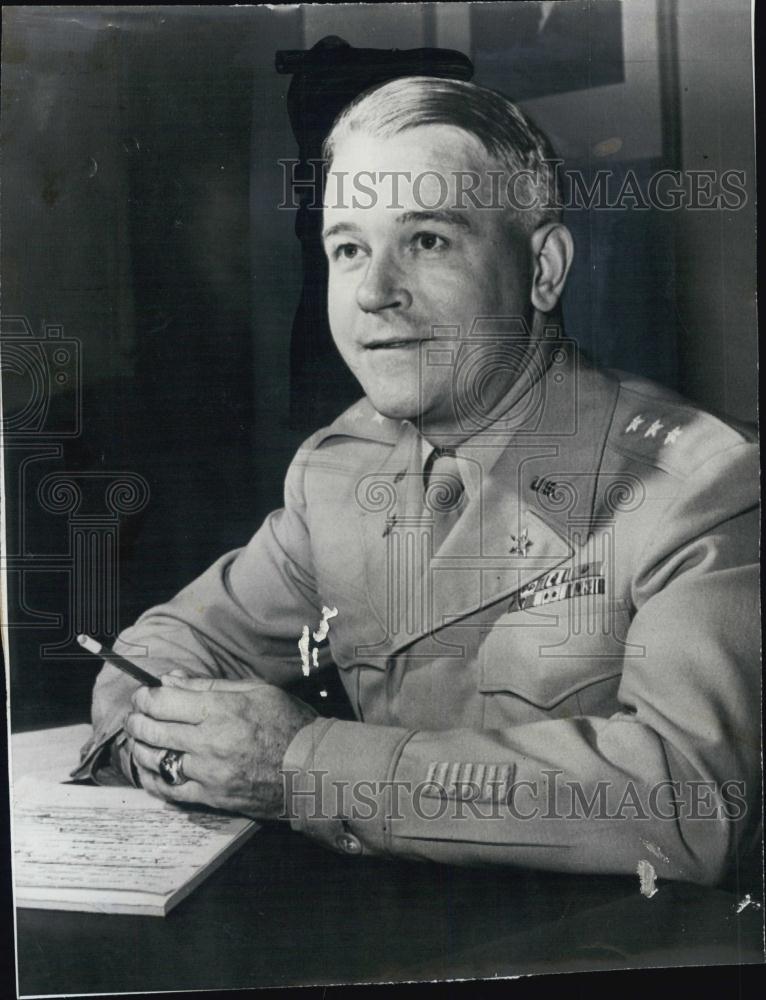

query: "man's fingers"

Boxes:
[125, 712, 198, 753]
[163, 668, 192, 683]
[129, 739, 202, 784]
[161, 675, 217, 691]
[131, 684, 211, 723]
[135, 764, 206, 806]
[162, 675, 267, 693]
[128, 739, 174, 776]
[129, 738, 162, 774]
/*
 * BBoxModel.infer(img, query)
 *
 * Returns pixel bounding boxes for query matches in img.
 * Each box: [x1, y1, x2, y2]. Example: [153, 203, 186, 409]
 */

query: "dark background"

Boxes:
[1, 2, 757, 729]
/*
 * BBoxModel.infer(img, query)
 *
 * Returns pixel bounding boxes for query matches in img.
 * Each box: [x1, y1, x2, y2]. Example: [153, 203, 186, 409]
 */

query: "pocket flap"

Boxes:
[479, 600, 631, 709]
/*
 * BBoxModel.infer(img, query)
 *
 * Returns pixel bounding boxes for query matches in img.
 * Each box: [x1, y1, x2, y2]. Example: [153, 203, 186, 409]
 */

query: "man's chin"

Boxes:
[367, 398, 418, 422]
[361, 384, 449, 426]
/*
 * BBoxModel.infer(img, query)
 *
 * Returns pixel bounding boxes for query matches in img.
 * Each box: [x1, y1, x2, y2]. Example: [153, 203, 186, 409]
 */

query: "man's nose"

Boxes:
[355, 253, 413, 313]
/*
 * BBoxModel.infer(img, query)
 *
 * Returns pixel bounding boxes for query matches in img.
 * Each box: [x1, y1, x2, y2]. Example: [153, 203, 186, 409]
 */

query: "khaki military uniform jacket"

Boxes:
[77, 345, 760, 884]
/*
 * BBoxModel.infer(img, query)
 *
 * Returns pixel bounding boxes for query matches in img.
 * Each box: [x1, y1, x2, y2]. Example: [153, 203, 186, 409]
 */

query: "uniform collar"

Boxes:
[415, 335, 563, 502]
[315, 338, 621, 542]
[352, 341, 623, 657]
[316, 333, 562, 453]
[405, 339, 622, 538]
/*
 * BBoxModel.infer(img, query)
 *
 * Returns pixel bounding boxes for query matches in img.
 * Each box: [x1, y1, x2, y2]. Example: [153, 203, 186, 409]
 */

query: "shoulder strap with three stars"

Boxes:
[609, 377, 753, 478]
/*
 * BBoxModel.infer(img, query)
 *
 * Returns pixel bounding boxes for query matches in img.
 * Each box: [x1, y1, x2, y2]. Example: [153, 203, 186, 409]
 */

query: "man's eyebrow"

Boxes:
[322, 222, 362, 241]
[322, 210, 472, 242]
[396, 209, 472, 230]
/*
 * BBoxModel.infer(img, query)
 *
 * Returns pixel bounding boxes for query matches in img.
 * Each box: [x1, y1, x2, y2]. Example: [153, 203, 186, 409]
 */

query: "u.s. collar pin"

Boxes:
[509, 527, 532, 557]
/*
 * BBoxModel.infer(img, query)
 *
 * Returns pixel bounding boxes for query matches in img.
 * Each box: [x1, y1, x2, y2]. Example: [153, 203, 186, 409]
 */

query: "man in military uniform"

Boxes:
[75, 76, 760, 884]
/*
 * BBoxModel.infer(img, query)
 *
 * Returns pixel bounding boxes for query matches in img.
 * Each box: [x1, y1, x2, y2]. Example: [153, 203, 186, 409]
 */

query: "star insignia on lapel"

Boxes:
[509, 527, 532, 557]
[644, 419, 664, 438]
[664, 425, 683, 445]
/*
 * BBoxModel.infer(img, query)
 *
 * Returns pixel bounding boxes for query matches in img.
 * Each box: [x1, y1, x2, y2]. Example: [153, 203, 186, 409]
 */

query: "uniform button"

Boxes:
[336, 832, 362, 855]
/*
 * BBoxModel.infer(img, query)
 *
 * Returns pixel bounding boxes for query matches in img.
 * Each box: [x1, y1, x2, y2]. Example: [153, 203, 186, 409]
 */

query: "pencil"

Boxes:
[77, 634, 162, 687]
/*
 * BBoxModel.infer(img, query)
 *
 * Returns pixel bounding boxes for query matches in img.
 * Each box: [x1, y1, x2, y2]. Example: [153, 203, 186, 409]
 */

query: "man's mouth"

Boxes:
[365, 339, 424, 350]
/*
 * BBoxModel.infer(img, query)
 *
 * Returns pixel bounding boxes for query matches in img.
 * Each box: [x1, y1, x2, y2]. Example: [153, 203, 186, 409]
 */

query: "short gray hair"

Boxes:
[322, 75, 562, 234]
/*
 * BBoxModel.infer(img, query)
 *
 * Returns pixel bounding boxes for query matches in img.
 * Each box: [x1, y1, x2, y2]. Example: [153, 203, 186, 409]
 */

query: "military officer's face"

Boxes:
[323, 126, 536, 437]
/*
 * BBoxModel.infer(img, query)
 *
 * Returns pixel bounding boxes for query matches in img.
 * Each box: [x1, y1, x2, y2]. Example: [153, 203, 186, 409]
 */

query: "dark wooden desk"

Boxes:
[12, 726, 764, 994]
[15, 822, 764, 995]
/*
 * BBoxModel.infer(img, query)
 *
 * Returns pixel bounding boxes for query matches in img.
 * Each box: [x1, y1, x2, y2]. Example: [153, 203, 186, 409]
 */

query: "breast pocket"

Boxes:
[478, 596, 635, 717]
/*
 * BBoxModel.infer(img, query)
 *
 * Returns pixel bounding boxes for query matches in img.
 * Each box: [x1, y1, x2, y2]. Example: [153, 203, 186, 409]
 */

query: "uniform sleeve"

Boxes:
[72, 444, 322, 782]
[282, 442, 760, 884]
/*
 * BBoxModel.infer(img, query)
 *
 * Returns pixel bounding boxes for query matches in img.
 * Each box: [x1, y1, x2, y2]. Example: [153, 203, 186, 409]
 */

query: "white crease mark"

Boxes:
[637, 859, 659, 898]
[298, 626, 311, 677]
[299, 607, 339, 676]
[734, 894, 762, 914]
[640, 839, 670, 864]
[313, 606, 338, 643]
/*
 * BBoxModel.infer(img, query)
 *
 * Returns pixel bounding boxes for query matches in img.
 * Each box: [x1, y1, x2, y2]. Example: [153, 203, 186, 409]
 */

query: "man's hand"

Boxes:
[125, 674, 318, 819]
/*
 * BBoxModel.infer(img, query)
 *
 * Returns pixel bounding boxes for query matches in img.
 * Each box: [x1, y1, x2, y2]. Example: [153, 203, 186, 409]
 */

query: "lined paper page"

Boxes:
[13, 770, 258, 912]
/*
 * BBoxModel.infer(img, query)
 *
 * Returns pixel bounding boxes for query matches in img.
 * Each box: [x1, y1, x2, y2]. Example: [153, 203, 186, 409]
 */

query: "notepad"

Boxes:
[12, 763, 259, 917]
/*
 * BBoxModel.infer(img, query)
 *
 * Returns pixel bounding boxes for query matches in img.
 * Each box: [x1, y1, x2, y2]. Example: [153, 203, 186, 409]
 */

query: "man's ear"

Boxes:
[530, 223, 574, 313]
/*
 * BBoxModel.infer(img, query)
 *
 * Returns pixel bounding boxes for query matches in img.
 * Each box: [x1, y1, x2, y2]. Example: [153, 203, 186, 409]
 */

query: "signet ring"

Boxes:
[159, 748, 187, 786]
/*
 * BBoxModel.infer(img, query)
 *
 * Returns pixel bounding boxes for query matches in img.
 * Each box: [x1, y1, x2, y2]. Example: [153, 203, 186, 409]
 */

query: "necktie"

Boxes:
[423, 447, 465, 553]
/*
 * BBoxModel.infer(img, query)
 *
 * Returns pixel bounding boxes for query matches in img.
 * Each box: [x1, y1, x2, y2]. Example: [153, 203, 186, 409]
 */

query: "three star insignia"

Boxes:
[509, 527, 532, 557]
[625, 414, 684, 447]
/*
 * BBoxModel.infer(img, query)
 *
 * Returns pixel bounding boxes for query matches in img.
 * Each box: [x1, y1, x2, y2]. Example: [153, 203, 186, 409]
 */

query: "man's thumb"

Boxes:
[161, 675, 266, 692]
[161, 674, 216, 691]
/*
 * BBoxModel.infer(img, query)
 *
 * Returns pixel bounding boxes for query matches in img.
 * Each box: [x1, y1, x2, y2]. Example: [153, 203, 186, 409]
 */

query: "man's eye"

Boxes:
[333, 243, 361, 261]
[412, 232, 449, 253]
